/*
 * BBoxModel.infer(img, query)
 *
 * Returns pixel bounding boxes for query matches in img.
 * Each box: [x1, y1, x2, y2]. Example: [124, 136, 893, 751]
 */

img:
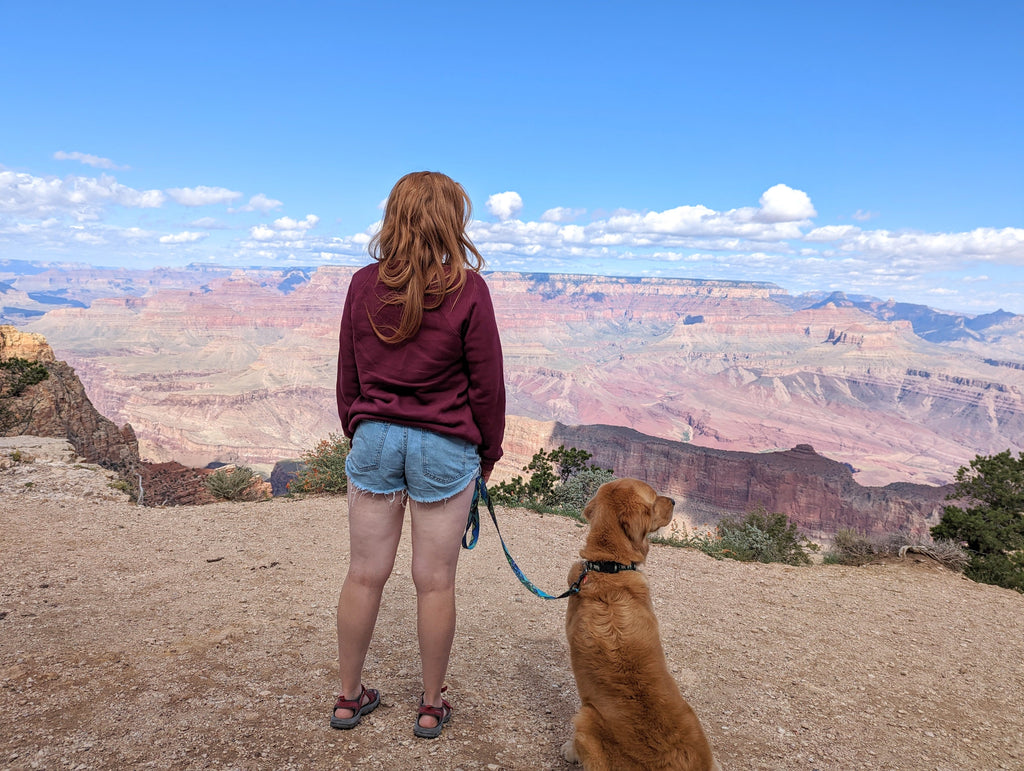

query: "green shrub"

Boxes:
[288, 434, 350, 495]
[548, 467, 616, 515]
[668, 508, 817, 565]
[489, 446, 614, 520]
[719, 509, 817, 565]
[932, 449, 1024, 592]
[204, 465, 265, 501]
[0, 357, 50, 397]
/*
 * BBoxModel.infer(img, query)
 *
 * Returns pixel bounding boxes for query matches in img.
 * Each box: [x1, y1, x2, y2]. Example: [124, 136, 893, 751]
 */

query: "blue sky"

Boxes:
[1, 1, 1022, 314]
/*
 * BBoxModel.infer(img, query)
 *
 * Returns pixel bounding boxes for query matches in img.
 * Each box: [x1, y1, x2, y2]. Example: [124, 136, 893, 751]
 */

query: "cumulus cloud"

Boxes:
[0, 170, 165, 219]
[159, 231, 208, 244]
[757, 184, 817, 223]
[273, 214, 319, 231]
[166, 186, 243, 206]
[248, 214, 320, 242]
[53, 150, 128, 170]
[830, 227, 1024, 263]
[852, 209, 878, 222]
[486, 191, 523, 221]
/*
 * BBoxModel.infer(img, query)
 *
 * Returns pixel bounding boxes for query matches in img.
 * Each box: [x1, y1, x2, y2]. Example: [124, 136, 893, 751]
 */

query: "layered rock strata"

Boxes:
[0, 326, 214, 505]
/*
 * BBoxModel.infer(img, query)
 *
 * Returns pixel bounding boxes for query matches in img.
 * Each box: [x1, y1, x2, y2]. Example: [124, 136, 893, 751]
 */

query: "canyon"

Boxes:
[4, 261, 1023, 533]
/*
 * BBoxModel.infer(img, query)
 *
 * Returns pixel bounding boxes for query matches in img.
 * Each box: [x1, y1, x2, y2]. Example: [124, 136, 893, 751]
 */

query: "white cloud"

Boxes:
[804, 225, 861, 242]
[831, 227, 1024, 264]
[248, 214, 320, 242]
[0, 170, 165, 219]
[273, 214, 319, 231]
[249, 224, 277, 242]
[757, 184, 817, 223]
[166, 186, 243, 206]
[486, 191, 523, 221]
[541, 206, 586, 223]
[159, 231, 208, 244]
[236, 193, 283, 213]
[53, 150, 128, 170]
[852, 209, 878, 221]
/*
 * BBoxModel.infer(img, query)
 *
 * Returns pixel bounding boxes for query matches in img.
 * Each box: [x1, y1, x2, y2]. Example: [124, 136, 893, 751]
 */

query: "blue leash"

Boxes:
[462, 476, 583, 600]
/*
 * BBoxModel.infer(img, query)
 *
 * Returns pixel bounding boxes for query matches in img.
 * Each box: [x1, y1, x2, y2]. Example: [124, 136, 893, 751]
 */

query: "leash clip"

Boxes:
[463, 476, 579, 600]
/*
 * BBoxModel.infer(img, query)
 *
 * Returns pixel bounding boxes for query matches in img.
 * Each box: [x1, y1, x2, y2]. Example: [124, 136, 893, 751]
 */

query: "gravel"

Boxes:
[2, 441, 1023, 770]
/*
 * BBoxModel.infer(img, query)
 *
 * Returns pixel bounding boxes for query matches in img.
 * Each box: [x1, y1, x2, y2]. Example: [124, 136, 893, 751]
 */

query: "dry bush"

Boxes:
[888, 532, 970, 572]
[827, 528, 969, 572]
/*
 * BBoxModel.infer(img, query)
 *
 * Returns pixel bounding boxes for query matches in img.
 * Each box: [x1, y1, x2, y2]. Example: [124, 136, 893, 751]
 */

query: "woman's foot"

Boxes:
[414, 687, 452, 739]
[330, 685, 380, 729]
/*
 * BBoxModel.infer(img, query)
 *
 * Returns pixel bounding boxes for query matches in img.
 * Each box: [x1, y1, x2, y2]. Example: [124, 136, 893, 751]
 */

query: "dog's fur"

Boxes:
[562, 478, 720, 771]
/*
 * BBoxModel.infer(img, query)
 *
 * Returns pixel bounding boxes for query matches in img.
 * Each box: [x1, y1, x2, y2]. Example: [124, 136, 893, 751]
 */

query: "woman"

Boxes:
[332, 171, 505, 739]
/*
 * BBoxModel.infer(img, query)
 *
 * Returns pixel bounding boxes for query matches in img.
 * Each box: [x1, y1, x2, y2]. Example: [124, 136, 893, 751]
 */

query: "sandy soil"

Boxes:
[2, 438, 1023, 771]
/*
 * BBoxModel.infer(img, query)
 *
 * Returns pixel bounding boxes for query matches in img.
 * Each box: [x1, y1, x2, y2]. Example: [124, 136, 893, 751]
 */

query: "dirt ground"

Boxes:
[2, 438, 1023, 771]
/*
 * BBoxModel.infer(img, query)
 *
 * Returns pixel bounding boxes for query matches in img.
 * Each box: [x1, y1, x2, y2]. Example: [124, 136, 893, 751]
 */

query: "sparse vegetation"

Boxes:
[660, 508, 818, 565]
[1, 357, 51, 432]
[931, 449, 1024, 592]
[489, 446, 614, 520]
[825, 528, 969, 571]
[823, 528, 880, 565]
[204, 465, 267, 502]
[0, 357, 50, 397]
[287, 434, 350, 495]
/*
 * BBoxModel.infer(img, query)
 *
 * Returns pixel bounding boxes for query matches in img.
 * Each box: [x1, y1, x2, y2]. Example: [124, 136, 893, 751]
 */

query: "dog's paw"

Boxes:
[561, 739, 580, 764]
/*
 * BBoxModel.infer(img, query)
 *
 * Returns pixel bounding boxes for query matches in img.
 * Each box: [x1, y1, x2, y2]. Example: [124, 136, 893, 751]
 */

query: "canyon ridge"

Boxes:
[3, 261, 1023, 534]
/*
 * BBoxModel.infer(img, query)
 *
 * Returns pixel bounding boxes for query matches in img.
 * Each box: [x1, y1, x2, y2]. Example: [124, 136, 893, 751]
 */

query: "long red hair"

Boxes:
[367, 171, 484, 343]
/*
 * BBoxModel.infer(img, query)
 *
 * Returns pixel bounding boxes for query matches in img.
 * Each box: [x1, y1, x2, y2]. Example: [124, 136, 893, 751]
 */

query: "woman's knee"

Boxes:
[345, 561, 393, 592]
[411, 564, 457, 595]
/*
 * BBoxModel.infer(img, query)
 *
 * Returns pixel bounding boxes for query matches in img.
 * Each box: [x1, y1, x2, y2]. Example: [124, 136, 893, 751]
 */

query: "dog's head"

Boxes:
[581, 478, 675, 563]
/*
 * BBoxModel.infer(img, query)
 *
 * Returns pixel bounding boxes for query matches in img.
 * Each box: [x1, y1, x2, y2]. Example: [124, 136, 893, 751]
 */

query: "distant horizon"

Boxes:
[2, 256, 1019, 319]
[1, 3, 1021, 314]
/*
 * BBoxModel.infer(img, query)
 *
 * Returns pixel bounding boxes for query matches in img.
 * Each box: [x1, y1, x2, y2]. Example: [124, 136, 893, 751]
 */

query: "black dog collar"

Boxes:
[583, 560, 638, 574]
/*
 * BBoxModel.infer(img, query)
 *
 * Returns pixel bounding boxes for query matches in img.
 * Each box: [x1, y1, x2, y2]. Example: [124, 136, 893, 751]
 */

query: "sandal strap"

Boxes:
[418, 686, 451, 720]
[335, 684, 370, 710]
[417, 701, 450, 720]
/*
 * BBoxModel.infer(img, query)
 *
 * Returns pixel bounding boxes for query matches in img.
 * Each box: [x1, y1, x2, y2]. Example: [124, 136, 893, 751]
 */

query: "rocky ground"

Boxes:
[2, 437, 1023, 771]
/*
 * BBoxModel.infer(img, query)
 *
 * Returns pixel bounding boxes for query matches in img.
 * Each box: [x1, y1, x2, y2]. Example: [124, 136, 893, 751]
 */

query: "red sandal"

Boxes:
[413, 686, 452, 739]
[330, 685, 380, 730]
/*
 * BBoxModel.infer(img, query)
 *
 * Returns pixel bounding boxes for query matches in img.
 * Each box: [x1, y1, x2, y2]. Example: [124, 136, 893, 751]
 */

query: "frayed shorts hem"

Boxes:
[347, 471, 477, 504]
[344, 420, 481, 503]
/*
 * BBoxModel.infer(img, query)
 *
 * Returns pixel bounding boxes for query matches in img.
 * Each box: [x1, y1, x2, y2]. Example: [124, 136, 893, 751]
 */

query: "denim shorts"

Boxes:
[345, 420, 480, 503]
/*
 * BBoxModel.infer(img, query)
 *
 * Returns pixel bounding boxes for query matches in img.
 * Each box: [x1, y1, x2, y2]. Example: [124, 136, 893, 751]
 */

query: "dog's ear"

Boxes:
[582, 496, 597, 522]
[652, 495, 675, 530]
[620, 496, 654, 554]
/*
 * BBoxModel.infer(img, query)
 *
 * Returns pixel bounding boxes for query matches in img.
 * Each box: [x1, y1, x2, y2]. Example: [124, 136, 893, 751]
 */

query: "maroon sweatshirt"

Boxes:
[336, 264, 506, 475]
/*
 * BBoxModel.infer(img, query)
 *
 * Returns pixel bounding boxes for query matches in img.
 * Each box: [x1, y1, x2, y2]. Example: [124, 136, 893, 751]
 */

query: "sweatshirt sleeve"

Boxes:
[463, 276, 506, 475]
[336, 278, 360, 438]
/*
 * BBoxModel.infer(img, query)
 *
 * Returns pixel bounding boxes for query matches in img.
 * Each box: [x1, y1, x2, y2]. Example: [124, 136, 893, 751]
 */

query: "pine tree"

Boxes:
[932, 450, 1024, 592]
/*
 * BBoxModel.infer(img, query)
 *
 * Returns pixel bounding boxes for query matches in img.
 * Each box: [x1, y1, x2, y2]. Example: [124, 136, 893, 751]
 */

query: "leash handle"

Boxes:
[463, 476, 580, 600]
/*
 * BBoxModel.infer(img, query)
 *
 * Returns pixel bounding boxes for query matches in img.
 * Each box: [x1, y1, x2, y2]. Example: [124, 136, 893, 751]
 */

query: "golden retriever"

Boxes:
[562, 478, 720, 771]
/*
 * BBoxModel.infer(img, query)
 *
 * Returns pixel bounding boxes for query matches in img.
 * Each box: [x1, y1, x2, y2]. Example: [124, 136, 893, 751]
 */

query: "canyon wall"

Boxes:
[11, 266, 1023, 529]
[502, 415, 950, 539]
[0, 326, 216, 505]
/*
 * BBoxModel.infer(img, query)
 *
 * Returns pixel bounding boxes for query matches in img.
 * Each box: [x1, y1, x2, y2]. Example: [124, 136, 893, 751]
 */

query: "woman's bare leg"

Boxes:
[335, 487, 405, 718]
[409, 481, 476, 728]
